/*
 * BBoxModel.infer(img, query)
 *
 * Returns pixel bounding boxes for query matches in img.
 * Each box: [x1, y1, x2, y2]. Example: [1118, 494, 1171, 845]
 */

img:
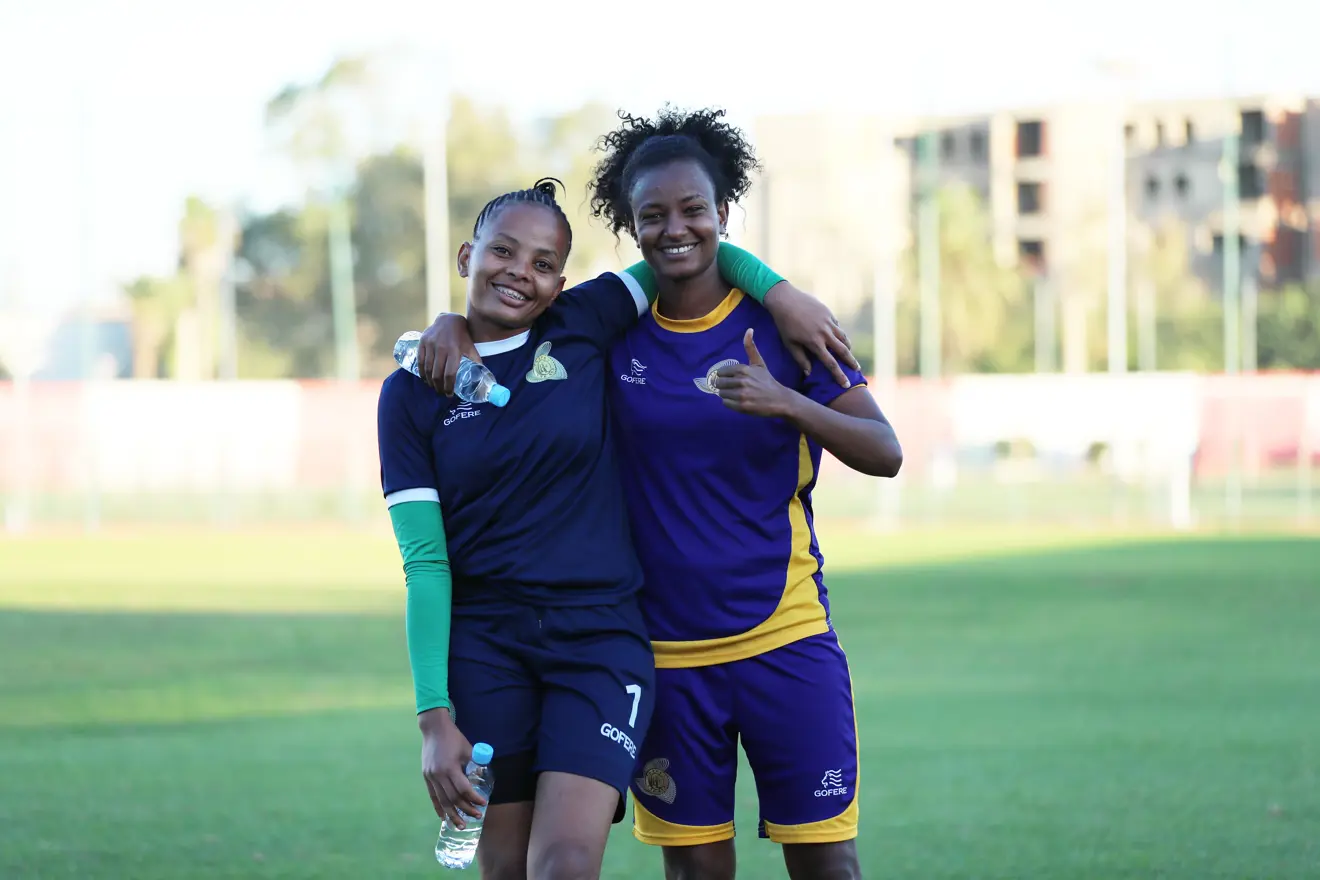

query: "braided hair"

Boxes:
[472, 177, 573, 260]
[589, 107, 760, 239]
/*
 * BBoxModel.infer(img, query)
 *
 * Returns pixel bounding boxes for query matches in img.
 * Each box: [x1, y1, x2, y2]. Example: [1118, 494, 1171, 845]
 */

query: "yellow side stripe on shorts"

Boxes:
[632, 794, 735, 847]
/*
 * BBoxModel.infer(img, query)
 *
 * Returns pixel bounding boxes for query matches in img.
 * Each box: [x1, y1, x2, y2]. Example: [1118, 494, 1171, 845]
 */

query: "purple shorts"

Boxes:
[630, 630, 859, 846]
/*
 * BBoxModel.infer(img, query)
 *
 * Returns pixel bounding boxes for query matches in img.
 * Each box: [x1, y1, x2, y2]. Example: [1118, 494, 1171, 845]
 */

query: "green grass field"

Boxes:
[2, 527, 1318, 879]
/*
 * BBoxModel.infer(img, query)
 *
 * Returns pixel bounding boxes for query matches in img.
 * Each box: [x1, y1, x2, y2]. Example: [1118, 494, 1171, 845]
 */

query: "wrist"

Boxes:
[762, 280, 791, 310]
[418, 705, 452, 733]
[780, 389, 811, 425]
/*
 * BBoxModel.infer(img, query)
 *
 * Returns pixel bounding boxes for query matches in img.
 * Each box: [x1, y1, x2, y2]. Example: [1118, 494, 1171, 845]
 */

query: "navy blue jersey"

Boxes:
[378, 271, 650, 608]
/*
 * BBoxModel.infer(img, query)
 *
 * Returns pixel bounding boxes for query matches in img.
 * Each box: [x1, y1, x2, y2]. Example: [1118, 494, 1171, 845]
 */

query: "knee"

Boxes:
[479, 842, 528, 880]
[529, 838, 601, 880]
[781, 841, 861, 880]
[663, 843, 736, 880]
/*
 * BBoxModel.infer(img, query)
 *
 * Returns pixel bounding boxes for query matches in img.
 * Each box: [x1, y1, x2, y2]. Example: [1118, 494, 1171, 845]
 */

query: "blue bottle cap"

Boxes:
[471, 742, 494, 765]
[488, 385, 511, 408]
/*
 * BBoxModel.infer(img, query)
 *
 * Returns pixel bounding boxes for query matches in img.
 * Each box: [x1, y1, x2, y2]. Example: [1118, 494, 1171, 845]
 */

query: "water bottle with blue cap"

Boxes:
[435, 742, 496, 869]
[395, 331, 510, 407]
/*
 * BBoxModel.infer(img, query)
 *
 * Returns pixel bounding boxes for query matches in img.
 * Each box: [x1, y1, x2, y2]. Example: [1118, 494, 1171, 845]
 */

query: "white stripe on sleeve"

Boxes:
[385, 488, 441, 508]
[612, 271, 650, 318]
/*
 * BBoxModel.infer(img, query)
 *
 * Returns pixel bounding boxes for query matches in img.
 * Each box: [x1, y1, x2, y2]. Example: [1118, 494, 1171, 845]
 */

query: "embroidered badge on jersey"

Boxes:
[693, 359, 740, 394]
[526, 341, 568, 383]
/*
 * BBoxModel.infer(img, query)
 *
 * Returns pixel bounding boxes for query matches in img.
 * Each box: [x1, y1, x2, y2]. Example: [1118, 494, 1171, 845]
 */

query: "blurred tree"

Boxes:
[0, 358, 9, 380]
[1257, 284, 1320, 370]
[894, 184, 1033, 374]
[440, 97, 526, 310]
[265, 55, 377, 188]
[176, 197, 235, 379]
[353, 150, 428, 376]
[123, 273, 191, 378]
[232, 208, 327, 378]
[1136, 219, 1224, 372]
[531, 103, 641, 277]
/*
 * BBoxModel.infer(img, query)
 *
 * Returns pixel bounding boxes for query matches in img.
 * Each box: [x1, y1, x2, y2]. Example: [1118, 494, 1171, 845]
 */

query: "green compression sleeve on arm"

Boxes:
[623, 261, 659, 305]
[621, 242, 785, 305]
[715, 242, 785, 302]
[388, 500, 452, 716]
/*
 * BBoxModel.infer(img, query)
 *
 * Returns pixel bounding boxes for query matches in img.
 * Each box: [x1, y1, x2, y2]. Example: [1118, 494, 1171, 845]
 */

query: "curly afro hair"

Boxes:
[588, 106, 761, 239]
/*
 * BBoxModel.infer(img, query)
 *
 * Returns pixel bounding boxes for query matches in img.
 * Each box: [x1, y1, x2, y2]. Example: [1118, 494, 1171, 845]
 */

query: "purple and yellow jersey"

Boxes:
[607, 289, 867, 668]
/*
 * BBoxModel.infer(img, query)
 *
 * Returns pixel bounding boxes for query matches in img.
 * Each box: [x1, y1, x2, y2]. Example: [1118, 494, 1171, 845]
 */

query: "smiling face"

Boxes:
[628, 159, 729, 286]
[457, 201, 568, 338]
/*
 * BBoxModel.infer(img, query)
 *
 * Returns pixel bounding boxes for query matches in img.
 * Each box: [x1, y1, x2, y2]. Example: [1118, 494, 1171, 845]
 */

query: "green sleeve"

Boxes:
[622, 242, 785, 304]
[388, 500, 452, 716]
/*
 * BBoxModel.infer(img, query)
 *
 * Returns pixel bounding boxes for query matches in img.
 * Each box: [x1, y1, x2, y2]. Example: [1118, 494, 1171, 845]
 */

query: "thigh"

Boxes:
[449, 608, 541, 806]
[533, 600, 657, 822]
[630, 663, 739, 847]
[525, 771, 619, 880]
[736, 631, 860, 845]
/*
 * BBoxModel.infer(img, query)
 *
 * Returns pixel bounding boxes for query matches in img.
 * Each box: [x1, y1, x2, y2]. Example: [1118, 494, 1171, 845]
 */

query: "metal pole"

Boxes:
[873, 129, 900, 530]
[917, 131, 941, 381]
[1241, 241, 1258, 374]
[329, 194, 359, 382]
[217, 210, 239, 380]
[1034, 274, 1056, 373]
[76, 72, 100, 533]
[1222, 115, 1242, 525]
[327, 189, 361, 523]
[1136, 276, 1157, 372]
[423, 87, 451, 320]
[1108, 104, 1128, 374]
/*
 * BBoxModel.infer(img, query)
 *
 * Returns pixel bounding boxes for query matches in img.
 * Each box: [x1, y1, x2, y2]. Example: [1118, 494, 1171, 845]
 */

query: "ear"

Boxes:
[717, 201, 730, 236]
[457, 241, 473, 278]
[547, 275, 567, 306]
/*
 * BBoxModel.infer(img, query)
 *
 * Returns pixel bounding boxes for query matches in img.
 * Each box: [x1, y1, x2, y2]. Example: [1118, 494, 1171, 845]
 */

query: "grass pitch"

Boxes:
[1, 527, 1317, 878]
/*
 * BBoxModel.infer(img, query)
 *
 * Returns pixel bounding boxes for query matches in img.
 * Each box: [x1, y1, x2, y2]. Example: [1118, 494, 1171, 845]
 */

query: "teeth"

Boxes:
[661, 244, 696, 255]
[494, 284, 528, 302]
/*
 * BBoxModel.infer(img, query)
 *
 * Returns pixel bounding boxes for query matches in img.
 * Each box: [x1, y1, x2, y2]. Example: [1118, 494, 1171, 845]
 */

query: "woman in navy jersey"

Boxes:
[381, 178, 848, 880]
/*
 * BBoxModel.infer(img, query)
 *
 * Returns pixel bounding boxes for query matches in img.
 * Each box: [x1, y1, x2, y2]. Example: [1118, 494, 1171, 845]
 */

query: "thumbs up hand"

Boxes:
[712, 329, 795, 419]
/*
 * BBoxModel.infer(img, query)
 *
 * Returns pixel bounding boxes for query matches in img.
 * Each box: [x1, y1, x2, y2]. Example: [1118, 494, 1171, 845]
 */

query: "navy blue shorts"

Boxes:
[448, 597, 656, 821]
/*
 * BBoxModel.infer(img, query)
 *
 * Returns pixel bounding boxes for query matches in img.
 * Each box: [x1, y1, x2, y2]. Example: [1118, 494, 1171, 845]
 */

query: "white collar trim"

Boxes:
[474, 330, 531, 357]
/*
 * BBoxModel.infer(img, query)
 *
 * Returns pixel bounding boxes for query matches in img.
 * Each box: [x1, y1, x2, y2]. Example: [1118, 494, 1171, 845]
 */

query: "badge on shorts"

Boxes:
[635, 758, 677, 804]
[526, 341, 567, 383]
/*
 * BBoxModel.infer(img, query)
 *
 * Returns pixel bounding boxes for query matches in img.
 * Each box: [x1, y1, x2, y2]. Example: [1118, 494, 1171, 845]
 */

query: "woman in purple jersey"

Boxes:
[585, 108, 902, 880]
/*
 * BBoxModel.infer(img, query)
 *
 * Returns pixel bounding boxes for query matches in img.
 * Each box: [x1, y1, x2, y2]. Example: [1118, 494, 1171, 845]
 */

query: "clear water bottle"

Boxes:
[435, 742, 495, 870]
[394, 331, 510, 407]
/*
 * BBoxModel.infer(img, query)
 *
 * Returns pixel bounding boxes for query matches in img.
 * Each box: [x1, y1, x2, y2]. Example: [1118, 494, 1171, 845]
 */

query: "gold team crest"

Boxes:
[526, 341, 567, 383]
[693, 359, 739, 395]
[635, 758, 677, 804]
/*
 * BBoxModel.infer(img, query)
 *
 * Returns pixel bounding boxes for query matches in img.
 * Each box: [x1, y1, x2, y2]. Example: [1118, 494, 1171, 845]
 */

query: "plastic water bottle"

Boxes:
[394, 331, 510, 407]
[435, 742, 495, 869]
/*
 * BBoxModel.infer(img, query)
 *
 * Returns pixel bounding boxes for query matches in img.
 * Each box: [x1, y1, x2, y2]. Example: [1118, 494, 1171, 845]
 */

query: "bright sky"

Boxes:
[1, 0, 1316, 316]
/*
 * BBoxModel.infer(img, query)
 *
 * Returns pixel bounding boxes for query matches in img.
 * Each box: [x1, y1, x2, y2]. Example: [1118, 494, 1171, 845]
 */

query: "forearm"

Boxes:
[404, 559, 452, 714]
[388, 501, 453, 715]
[784, 394, 903, 478]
